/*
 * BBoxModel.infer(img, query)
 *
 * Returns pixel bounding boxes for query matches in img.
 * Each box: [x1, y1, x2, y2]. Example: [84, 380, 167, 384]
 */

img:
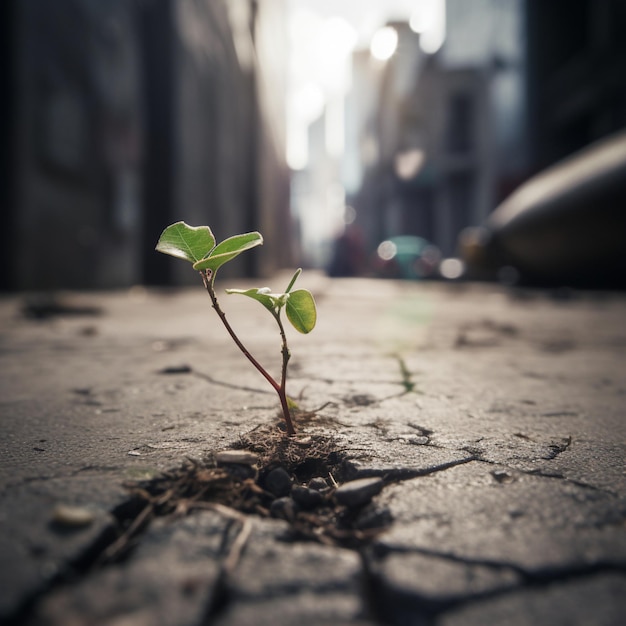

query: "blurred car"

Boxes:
[373, 235, 441, 280]
[460, 130, 626, 288]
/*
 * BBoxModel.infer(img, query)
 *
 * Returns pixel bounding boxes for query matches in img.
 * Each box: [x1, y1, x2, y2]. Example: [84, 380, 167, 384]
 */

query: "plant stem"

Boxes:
[200, 270, 296, 435]
[274, 312, 290, 392]
[274, 312, 295, 435]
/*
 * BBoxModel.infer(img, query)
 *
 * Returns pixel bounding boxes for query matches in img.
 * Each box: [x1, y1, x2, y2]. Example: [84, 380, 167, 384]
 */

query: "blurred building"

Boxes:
[0, 0, 290, 290]
[294, 0, 626, 275]
[461, 0, 626, 288]
[346, 0, 626, 268]
[525, 0, 626, 169]
[351, 27, 495, 257]
[288, 0, 526, 270]
[349, 1, 526, 261]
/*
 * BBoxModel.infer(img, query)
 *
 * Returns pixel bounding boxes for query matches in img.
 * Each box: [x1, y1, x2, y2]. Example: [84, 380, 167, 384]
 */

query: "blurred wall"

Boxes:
[1, 0, 289, 291]
[526, 0, 626, 170]
[350, 20, 501, 258]
[5, 0, 143, 290]
[0, 0, 17, 291]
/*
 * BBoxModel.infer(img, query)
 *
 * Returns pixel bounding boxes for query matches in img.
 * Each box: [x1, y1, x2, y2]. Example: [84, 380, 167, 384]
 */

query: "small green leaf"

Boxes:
[286, 396, 300, 410]
[156, 222, 215, 264]
[225, 287, 276, 313]
[285, 268, 302, 293]
[286, 289, 317, 334]
[193, 232, 263, 272]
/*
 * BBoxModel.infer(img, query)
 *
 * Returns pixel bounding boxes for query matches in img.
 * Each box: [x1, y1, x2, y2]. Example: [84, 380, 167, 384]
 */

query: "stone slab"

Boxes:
[1, 278, 625, 624]
[30, 510, 230, 626]
[440, 573, 626, 626]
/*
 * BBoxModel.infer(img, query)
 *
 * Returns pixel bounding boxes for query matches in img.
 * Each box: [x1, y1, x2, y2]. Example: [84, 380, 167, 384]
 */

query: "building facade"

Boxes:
[1, 0, 290, 290]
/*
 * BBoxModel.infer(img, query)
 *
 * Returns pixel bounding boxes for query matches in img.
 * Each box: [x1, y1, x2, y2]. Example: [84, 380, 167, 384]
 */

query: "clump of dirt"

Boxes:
[233, 424, 345, 481]
[114, 425, 391, 560]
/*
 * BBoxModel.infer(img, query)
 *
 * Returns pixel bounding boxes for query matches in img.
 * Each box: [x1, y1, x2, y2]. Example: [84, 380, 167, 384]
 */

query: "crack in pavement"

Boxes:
[521, 467, 618, 497]
[343, 457, 476, 483]
[543, 436, 572, 460]
[4, 422, 621, 625]
[4, 434, 477, 625]
[363, 543, 626, 625]
[190, 368, 273, 395]
[2, 464, 123, 490]
[432, 436, 617, 499]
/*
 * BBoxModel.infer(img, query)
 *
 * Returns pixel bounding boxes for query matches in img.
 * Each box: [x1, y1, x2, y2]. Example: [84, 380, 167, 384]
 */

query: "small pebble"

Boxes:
[491, 469, 515, 484]
[334, 477, 384, 508]
[291, 486, 324, 510]
[355, 505, 392, 530]
[223, 464, 256, 481]
[265, 467, 292, 497]
[270, 497, 299, 522]
[52, 505, 95, 528]
[215, 450, 259, 466]
[408, 436, 430, 445]
[308, 477, 329, 491]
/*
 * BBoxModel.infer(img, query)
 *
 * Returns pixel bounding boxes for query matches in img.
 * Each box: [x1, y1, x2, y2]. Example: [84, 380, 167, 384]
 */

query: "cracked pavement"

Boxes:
[1, 276, 625, 625]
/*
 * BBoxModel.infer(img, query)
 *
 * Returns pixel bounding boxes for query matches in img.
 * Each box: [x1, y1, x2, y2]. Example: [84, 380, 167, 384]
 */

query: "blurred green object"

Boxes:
[375, 236, 441, 280]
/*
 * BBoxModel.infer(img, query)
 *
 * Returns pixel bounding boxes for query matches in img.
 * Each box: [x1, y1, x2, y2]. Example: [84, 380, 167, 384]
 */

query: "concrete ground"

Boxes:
[1, 274, 625, 625]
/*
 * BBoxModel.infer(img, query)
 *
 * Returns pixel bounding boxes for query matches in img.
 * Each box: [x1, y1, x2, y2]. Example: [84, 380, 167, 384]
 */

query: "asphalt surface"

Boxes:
[1, 275, 625, 625]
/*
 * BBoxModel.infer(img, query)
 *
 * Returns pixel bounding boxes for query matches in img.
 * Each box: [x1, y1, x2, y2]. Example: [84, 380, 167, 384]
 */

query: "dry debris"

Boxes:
[112, 426, 391, 561]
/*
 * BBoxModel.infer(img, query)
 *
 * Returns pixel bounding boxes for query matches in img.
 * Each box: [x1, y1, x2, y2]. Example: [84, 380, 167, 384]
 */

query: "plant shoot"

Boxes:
[156, 222, 316, 435]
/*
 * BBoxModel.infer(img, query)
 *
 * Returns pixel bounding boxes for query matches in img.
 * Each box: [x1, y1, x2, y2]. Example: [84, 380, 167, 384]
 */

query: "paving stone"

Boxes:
[214, 518, 367, 624]
[213, 593, 369, 626]
[2, 280, 626, 624]
[338, 442, 475, 481]
[376, 462, 626, 573]
[0, 476, 124, 619]
[226, 519, 363, 598]
[31, 511, 229, 626]
[439, 573, 626, 626]
[368, 550, 520, 613]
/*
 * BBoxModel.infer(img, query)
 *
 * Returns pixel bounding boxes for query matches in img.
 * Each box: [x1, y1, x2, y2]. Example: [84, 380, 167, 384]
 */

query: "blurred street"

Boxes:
[1, 276, 625, 624]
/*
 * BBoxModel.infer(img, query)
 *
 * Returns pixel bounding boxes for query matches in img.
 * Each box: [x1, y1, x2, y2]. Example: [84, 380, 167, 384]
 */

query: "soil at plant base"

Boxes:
[108, 421, 392, 563]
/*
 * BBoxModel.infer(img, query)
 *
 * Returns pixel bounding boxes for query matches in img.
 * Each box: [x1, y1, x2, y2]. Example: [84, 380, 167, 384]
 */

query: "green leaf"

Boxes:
[155, 222, 215, 264]
[193, 232, 263, 271]
[285, 268, 302, 293]
[286, 289, 317, 334]
[225, 287, 276, 313]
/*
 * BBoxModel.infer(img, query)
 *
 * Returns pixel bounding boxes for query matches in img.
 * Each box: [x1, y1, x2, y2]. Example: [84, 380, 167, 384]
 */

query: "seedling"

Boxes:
[155, 222, 317, 435]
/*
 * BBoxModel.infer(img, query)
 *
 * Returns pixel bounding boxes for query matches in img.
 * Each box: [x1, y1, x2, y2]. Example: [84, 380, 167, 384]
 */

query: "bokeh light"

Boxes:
[370, 26, 398, 61]
[377, 240, 398, 261]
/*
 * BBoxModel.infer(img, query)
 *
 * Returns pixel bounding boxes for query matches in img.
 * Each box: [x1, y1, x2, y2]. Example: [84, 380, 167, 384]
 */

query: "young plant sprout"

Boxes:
[155, 222, 317, 435]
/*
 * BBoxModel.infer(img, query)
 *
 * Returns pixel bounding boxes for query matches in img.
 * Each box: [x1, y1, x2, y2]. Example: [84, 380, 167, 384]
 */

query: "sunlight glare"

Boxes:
[370, 26, 398, 61]
[415, 0, 446, 54]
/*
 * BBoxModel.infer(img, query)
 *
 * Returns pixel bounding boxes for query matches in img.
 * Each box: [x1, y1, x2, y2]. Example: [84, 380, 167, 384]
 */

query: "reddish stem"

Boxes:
[201, 271, 296, 435]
